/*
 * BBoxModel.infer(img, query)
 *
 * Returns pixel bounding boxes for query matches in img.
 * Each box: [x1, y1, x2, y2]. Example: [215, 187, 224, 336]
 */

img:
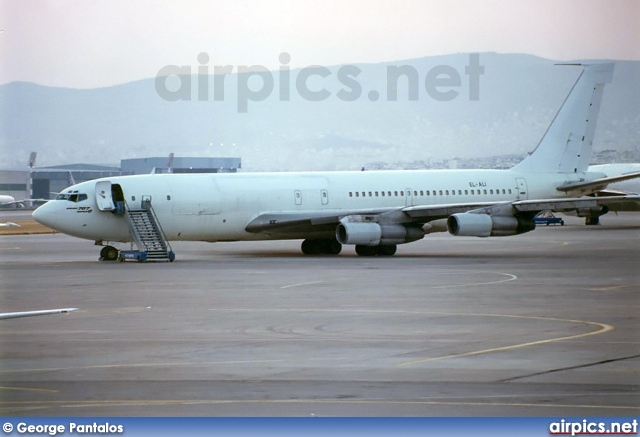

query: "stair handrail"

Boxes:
[122, 199, 146, 251]
[141, 200, 174, 255]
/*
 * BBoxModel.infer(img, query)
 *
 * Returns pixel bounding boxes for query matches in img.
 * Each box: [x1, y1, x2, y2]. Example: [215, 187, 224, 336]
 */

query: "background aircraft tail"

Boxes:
[512, 62, 614, 174]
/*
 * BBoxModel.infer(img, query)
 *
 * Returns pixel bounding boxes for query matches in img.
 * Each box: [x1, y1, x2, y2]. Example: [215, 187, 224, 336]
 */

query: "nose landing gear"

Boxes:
[99, 245, 119, 261]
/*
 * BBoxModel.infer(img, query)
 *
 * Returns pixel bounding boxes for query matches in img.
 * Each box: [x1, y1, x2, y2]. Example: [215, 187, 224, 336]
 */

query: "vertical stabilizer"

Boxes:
[513, 63, 614, 174]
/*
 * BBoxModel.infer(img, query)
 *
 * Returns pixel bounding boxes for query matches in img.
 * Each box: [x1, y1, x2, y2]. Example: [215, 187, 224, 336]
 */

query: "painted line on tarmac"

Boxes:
[281, 281, 324, 289]
[1, 398, 638, 414]
[398, 315, 614, 366]
[0, 386, 59, 393]
[430, 272, 518, 289]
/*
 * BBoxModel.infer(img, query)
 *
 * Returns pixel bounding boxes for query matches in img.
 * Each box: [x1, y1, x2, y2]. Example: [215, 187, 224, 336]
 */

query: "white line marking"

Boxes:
[281, 281, 323, 289]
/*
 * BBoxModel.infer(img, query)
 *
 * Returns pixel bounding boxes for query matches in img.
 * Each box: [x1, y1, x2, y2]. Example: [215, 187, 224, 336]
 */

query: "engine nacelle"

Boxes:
[575, 205, 609, 218]
[336, 222, 424, 246]
[447, 213, 535, 237]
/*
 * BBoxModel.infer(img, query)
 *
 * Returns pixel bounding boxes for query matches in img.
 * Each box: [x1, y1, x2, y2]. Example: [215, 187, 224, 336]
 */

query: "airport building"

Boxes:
[0, 157, 241, 202]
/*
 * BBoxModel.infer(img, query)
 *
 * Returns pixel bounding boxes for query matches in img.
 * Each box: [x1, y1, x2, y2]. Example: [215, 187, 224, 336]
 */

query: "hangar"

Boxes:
[0, 157, 241, 203]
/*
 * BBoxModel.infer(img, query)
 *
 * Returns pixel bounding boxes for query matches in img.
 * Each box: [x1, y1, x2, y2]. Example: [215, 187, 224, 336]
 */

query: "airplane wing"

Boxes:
[0, 308, 78, 320]
[246, 195, 640, 237]
[245, 208, 397, 236]
[1, 198, 49, 206]
[511, 195, 640, 213]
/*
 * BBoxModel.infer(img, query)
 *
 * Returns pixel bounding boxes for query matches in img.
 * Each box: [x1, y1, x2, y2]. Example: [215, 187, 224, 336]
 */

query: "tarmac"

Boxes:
[0, 210, 638, 416]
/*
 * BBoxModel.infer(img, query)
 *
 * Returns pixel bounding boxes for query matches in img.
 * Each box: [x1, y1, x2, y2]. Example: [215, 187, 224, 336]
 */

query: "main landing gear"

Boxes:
[300, 239, 397, 256]
[355, 244, 397, 257]
[99, 245, 119, 261]
[301, 238, 342, 255]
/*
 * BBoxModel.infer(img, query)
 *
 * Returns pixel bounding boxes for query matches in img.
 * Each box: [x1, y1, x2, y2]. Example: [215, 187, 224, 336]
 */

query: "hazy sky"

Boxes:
[1, 0, 638, 88]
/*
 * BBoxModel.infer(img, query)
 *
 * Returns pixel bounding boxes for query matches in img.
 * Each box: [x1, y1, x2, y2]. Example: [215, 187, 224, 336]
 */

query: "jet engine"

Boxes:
[574, 205, 609, 218]
[447, 213, 535, 237]
[336, 222, 424, 246]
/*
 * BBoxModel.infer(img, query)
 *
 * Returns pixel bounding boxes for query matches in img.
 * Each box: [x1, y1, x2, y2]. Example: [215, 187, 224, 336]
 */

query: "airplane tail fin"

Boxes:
[512, 62, 614, 174]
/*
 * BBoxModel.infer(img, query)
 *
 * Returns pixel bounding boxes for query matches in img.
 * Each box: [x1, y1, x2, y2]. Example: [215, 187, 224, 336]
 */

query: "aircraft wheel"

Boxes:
[355, 244, 397, 257]
[100, 245, 119, 261]
[585, 217, 600, 226]
[301, 239, 318, 255]
[302, 239, 342, 255]
[355, 245, 377, 256]
[323, 239, 342, 255]
[378, 244, 397, 256]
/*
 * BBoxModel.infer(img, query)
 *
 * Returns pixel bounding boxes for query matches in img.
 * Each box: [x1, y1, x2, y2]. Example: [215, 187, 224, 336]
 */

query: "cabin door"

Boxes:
[516, 178, 528, 200]
[95, 181, 115, 211]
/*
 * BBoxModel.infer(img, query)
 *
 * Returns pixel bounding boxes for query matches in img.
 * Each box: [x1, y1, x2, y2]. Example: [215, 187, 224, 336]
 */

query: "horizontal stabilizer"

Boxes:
[556, 171, 640, 192]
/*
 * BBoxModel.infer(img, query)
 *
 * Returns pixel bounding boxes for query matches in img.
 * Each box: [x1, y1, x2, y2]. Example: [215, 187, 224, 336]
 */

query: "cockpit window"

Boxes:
[55, 192, 87, 202]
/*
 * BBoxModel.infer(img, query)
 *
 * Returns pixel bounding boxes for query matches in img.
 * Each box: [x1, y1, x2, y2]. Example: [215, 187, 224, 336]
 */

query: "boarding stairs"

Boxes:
[121, 199, 175, 262]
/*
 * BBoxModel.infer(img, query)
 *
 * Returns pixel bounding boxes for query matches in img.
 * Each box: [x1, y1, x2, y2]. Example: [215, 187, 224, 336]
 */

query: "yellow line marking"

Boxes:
[588, 285, 630, 291]
[399, 315, 613, 366]
[0, 398, 637, 413]
[0, 386, 59, 393]
[0, 359, 285, 374]
[0, 309, 615, 374]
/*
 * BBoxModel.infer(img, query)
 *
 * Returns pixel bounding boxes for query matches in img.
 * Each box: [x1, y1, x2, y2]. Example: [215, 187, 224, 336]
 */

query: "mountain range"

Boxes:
[1, 53, 638, 171]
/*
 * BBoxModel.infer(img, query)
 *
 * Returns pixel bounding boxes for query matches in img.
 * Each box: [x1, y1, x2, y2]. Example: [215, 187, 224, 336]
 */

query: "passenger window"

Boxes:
[368, 191, 372, 197]
[349, 192, 353, 197]
[400, 191, 404, 196]
[362, 192, 365, 197]
[394, 191, 398, 196]
[445, 190, 449, 195]
[381, 191, 385, 197]
[470, 190, 474, 195]
[439, 190, 443, 195]
[490, 189, 494, 195]
[356, 192, 359, 197]
[464, 190, 468, 195]
[375, 191, 379, 197]
[509, 189, 512, 194]
[483, 190, 487, 195]
[167, 195, 171, 200]
[131, 196, 136, 201]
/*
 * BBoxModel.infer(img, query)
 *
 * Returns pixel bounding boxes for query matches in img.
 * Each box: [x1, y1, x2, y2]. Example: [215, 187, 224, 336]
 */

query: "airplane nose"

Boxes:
[32, 203, 58, 229]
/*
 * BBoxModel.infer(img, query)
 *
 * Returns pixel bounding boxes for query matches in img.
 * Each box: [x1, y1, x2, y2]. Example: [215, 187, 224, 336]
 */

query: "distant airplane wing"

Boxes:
[512, 195, 640, 213]
[1, 198, 49, 206]
[556, 171, 640, 193]
[0, 308, 78, 320]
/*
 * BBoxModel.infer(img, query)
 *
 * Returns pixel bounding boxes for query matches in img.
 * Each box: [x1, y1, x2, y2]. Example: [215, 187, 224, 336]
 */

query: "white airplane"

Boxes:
[0, 194, 46, 208]
[32, 63, 640, 261]
[0, 194, 19, 207]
